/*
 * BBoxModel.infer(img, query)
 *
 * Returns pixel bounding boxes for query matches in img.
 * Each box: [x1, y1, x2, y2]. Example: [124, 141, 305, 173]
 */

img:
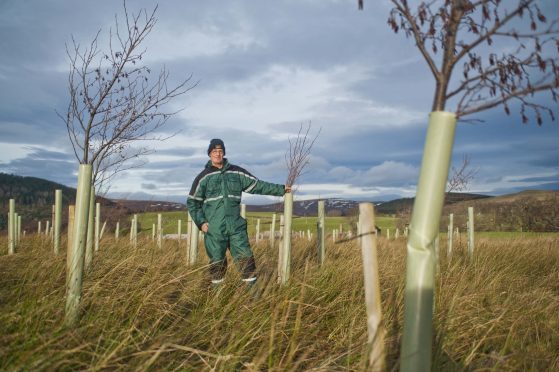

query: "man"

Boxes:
[187, 139, 291, 287]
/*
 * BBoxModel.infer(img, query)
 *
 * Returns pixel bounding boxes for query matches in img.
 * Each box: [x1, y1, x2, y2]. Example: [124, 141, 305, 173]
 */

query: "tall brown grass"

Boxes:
[0, 233, 557, 370]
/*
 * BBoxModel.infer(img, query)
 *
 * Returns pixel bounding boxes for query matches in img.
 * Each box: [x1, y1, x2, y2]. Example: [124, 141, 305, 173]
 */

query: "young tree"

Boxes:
[359, 0, 558, 369]
[278, 123, 320, 284]
[60, 1, 195, 327]
[59, 1, 196, 193]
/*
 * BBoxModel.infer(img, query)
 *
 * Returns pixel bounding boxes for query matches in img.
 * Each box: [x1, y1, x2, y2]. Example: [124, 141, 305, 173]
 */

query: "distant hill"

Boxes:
[441, 190, 559, 232]
[375, 192, 491, 215]
[2, 173, 557, 231]
[0, 173, 79, 208]
[0, 173, 184, 231]
[249, 198, 363, 216]
[248, 192, 491, 216]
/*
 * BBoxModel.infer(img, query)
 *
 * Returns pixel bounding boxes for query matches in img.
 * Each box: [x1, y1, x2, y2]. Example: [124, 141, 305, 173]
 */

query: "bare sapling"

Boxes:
[279, 123, 320, 284]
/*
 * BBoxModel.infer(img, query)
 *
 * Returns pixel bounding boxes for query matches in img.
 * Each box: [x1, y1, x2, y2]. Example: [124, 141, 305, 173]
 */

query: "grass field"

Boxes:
[133, 211, 396, 238]
[0, 227, 558, 370]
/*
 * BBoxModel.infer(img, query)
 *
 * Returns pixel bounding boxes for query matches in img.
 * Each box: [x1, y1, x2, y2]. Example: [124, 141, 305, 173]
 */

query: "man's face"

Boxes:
[210, 148, 224, 167]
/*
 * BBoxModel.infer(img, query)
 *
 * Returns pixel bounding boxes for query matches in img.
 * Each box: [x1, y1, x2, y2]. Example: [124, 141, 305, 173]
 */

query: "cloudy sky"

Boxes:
[1, 0, 558, 204]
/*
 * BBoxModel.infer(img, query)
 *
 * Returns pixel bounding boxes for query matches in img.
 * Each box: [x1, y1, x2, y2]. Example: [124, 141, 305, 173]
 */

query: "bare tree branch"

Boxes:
[447, 154, 479, 193]
[57, 0, 197, 190]
[285, 123, 321, 188]
[362, 0, 559, 124]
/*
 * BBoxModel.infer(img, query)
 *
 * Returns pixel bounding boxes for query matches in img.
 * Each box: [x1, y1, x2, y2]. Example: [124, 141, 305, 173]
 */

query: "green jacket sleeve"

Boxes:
[244, 179, 285, 197]
[232, 164, 286, 197]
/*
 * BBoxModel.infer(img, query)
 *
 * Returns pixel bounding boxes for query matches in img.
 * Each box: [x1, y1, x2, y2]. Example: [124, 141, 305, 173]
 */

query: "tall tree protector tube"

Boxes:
[189, 215, 199, 265]
[279, 193, 293, 284]
[317, 200, 325, 265]
[359, 203, 385, 370]
[400, 112, 456, 371]
[65, 164, 92, 327]
[54, 190, 62, 254]
[8, 199, 15, 254]
[85, 185, 95, 271]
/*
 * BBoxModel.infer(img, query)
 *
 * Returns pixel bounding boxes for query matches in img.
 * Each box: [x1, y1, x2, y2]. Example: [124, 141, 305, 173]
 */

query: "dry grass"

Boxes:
[0, 233, 557, 370]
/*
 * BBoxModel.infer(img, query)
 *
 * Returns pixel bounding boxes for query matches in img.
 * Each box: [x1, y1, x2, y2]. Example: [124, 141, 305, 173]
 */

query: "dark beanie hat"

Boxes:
[207, 138, 225, 155]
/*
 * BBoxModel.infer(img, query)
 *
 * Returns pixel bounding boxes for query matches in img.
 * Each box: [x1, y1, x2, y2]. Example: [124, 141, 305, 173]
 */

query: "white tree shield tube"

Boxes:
[468, 206, 475, 258]
[8, 199, 15, 254]
[94, 202, 100, 252]
[189, 216, 199, 265]
[85, 185, 95, 271]
[400, 111, 457, 371]
[317, 200, 325, 265]
[359, 203, 385, 370]
[270, 213, 276, 247]
[54, 190, 62, 255]
[279, 193, 293, 285]
[65, 164, 92, 327]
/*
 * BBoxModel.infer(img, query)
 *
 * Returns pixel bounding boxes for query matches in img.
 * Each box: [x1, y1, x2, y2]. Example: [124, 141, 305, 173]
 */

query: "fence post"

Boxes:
[400, 111, 456, 371]
[54, 190, 62, 255]
[65, 164, 92, 327]
[8, 199, 15, 254]
[317, 200, 325, 265]
[468, 207, 475, 258]
[115, 221, 119, 241]
[359, 203, 385, 370]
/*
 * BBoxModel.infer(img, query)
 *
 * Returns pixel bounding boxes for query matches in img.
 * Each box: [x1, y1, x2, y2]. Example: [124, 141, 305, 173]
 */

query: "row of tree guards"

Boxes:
[6, 193, 478, 256]
[5, 164, 480, 368]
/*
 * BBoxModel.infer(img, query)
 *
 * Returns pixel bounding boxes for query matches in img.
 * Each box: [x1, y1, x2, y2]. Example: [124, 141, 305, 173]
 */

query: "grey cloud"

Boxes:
[141, 183, 157, 190]
[0, 147, 77, 186]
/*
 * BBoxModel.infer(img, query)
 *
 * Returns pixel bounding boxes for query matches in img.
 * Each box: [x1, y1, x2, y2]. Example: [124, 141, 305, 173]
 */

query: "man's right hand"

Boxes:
[201, 223, 209, 233]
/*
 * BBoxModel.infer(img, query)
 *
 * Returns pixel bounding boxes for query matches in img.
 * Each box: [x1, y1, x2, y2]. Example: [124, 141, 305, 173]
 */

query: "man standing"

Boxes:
[187, 139, 291, 287]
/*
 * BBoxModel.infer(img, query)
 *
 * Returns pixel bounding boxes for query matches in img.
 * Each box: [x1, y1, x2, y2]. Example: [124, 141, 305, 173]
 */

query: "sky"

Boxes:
[1, 0, 558, 205]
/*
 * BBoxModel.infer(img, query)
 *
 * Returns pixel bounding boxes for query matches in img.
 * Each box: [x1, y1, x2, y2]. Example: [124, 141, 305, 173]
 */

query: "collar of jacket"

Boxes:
[205, 158, 230, 171]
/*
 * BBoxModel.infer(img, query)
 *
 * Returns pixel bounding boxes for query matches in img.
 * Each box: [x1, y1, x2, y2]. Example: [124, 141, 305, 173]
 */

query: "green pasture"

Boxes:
[132, 211, 397, 237]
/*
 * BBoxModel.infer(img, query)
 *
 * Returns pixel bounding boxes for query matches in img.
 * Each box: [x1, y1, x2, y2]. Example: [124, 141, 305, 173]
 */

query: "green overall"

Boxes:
[187, 159, 284, 282]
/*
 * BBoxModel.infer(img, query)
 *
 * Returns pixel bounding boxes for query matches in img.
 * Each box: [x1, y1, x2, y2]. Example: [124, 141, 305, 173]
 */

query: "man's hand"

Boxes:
[285, 185, 292, 193]
[201, 222, 209, 233]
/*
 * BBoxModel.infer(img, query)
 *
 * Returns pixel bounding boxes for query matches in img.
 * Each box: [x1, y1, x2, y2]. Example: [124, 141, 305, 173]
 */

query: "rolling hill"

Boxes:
[1, 173, 558, 231]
